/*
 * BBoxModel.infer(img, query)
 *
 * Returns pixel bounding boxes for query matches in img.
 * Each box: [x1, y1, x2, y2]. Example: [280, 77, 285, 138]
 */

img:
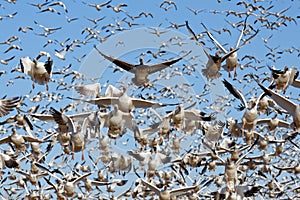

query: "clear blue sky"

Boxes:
[0, 0, 299, 199]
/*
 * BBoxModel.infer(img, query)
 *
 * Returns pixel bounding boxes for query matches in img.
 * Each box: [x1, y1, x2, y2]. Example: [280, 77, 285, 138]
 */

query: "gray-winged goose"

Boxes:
[94, 45, 190, 85]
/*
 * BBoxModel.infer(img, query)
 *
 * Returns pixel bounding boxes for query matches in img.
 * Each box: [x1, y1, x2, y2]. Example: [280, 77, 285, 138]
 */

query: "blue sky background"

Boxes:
[0, 0, 300, 199]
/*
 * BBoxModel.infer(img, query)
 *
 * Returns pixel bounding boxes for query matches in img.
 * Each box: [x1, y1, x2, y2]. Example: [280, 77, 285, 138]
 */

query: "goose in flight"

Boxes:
[94, 45, 191, 85]
[253, 77, 300, 132]
[75, 83, 122, 98]
[140, 178, 198, 200]
[20, 53, 53, 90]
[0, 128, 47, 151]
[98, 104, 135, 140]
[70, 85, 177, 113]
[30, 108, 94, 159]
[186, 21, 258, 80]
[200, 17, 249, 78]
[223, 79, 265, 136]
[0, 96, 20, 117]
[268, 66, 299, 93]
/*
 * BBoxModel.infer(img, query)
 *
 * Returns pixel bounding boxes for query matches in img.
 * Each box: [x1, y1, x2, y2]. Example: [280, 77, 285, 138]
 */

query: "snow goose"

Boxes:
[140, 178, 198, 200]
[186, 21, 258, 80]
[94, 45, 190, 85]
[269, 66, 299, 93]
[200, 18, 247, 78]
[98, 104, 134, 140]
[0, 128, 47, 151]
[70, 85, 177, 113]
[0, 96, 20, 117]
[20, 54, 53, 90]
[30, 108, 94, 159]
[223, 79, 265, 136]
[256, 113, 290, 131]
[253, 78, 300, 132]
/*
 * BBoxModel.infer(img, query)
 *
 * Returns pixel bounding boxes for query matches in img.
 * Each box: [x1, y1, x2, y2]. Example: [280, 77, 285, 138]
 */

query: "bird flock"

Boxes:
[0, 0, 300, 199]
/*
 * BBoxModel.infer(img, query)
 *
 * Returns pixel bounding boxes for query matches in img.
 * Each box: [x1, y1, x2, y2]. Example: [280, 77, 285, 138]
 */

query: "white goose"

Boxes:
[140, 178, 198, 200]
[20, 54, 53, 90]
[186, 21, 258, 80]
[223, 79, 265, 136]
[200, 20, 246, 78]
[70, 85, 176, 113]
[254, 79, 300, 132]
[269, 66, 299, 93]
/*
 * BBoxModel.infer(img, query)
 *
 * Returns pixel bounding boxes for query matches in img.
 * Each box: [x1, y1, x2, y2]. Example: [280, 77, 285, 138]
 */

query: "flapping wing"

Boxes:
[23, 135, 45, 143]
[140, 179, 160, 195]
[292, 79, 300, 88]
[20, 56, 33, 76]
[67, 97, 113, 108]
[0, 97, 20, 117]
[50, 107, 75, 133]
[44, 57, 53, 75]
[131, 98, 177, 109]
[201, 23, 228, 54]
[30, 113, 54, 122]
[148, 51, 191, 74]
[75, 83, 101, 96]
[94, 45, 134, 71]
[222, 79, 247, 108]
[185, 21, 211, 59]
[256, 81, 297, 114]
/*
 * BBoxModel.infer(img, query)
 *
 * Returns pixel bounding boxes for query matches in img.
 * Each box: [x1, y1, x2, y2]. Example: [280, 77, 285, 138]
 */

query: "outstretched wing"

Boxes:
[94, 45, 134, 72]
[223, 79, 247, 108]
[148, 51, 191, 74]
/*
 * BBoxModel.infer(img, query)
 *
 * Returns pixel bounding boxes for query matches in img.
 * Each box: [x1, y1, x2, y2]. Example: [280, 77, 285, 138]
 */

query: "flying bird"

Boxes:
[94, 45, 191, 85]
[20, 54, 53, 90]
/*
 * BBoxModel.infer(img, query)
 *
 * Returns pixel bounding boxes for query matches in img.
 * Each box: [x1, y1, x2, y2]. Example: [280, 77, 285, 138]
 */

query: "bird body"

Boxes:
[20, 56, 53, 90]
[255, 80, 300, 132]
[94, 45, 190, 85]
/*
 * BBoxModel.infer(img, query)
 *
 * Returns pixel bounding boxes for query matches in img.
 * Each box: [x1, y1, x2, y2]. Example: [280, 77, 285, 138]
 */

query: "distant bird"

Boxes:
[106, 3, 127, 13]
[18, 26, 33, 33]
[0, 56, 15, 65]
[0, 96, 20, 117]
[4, 44, 22, 53]
[38, 7, 61, 15]
[186, 7, 206, 15]
[94, 45, 191, 85]
[84, 0, 112, 11]
[20, 55, 53, 90]
[55, 44, 71, 60]
[48, 1, 68, 13]
[160, 1, 178, 10]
